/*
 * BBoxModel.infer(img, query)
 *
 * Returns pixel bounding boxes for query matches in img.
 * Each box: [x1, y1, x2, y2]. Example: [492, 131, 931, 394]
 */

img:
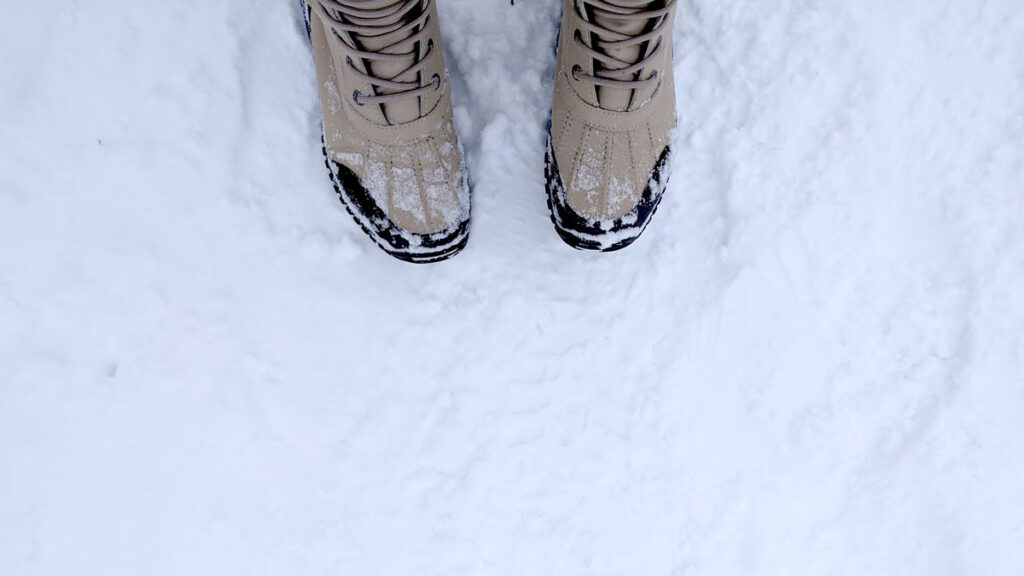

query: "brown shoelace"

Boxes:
[316, 0, 439, 107]
[572, 0, 674, 91]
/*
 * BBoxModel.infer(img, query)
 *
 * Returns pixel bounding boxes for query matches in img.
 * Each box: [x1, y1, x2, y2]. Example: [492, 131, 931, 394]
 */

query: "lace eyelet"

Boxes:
[573, 29, 582, 43]
[431, 74, 441, 89]
[352, 90, 364, 106]
[571, 64, 583, 81]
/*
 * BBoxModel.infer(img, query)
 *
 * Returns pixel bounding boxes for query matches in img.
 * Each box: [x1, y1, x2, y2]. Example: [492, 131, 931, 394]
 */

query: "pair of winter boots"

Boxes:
[303, 0, 677, 263]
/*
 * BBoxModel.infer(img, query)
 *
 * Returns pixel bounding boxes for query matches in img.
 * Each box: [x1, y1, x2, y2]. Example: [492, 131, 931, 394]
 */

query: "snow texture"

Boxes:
[2, 0, 1023, 574]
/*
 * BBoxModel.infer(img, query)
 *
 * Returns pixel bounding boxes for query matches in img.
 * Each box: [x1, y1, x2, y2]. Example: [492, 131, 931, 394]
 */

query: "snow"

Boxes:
[2, 0, 1023, 574]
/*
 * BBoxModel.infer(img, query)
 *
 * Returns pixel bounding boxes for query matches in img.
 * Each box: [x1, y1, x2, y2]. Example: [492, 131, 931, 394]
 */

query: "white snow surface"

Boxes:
[2, 1, 1024, 574]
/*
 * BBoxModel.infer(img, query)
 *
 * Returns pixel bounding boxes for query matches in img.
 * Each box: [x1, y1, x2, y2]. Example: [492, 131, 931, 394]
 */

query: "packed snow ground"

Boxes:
[2, 0, 1023, 574]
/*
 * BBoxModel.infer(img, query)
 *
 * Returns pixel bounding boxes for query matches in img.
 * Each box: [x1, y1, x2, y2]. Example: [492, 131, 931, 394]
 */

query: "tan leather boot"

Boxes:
[546, 0, 677, 251]
[304, 0, 470, 263]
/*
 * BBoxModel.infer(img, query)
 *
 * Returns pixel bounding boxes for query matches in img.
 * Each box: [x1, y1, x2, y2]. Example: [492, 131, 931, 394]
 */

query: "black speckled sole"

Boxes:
[544, 134, 670, 252]
[321, 140, 470, 264]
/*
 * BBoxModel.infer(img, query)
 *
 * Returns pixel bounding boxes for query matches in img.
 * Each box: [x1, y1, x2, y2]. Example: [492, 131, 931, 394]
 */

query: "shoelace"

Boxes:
[316, 0, 439, 107]
[571, 0, 674, 92]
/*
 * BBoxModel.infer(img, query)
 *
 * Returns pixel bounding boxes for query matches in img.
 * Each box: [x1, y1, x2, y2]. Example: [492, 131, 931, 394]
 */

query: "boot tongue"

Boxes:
[590, 0, 660, 112]
[355, 0, 424, 125]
